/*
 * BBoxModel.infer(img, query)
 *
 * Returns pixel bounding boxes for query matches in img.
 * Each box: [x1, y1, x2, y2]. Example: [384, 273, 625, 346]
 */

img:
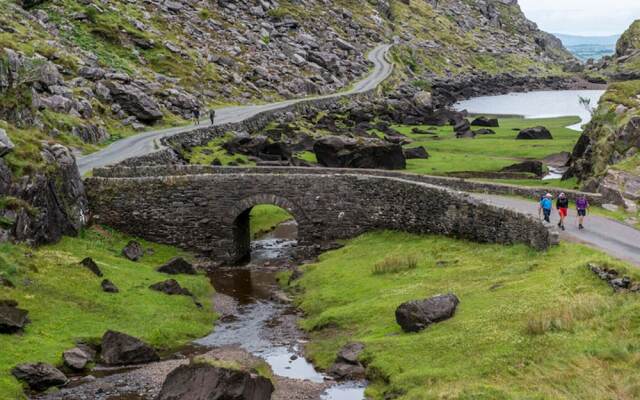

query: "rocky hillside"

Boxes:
[565, 21, 640, 210]
[0, 0, 576, 247]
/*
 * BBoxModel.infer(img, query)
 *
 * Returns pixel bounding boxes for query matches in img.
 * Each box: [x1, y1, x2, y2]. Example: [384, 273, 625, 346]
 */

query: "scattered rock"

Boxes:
[122, 241, 144, 261]
[101, 279, 119, 293]
[589, 263, 639, 292]
[11, 363, 68, 391]
[328, 342, 366, 380]
[158, 257, 197, 275]
[395, 293, 460, 333]
[80, 257, 103, 277]
[156, 362, 274, 400]
[100, 330, 160, 366]
[0, 299, 18, 307]
[0, 305, 30, 333]
[473, 128, 496, 135]
[63, 347, 94, 371]
[471, 116, 499, 127]
[150, 279, 192, 296]
[0, 128, 15, 157]
[411, 127, 437, 135]
[516, 126, 553, 140]
[404, 146, 430, 159]
[0, 276, 15, 288]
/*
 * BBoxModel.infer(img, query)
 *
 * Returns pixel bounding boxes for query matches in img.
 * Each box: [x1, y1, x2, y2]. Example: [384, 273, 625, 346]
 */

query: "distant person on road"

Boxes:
[194, 107, 201, 125]
[537, 193, 545, 218]
[540, 193, 553, 223]
[209, 108, 216, 125]
[556, 192, 569, 231]
[576, 195, 590, 230]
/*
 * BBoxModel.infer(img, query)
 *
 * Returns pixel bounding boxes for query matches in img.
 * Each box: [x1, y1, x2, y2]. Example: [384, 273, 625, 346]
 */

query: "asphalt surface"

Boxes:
[473, 194, 640, 266]
[77, 44, 393, 174]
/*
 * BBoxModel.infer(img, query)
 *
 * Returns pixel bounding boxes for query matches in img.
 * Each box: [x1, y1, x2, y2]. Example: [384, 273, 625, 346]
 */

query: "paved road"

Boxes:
[473, 194, 640, 266]
[77, 44, 393, 174]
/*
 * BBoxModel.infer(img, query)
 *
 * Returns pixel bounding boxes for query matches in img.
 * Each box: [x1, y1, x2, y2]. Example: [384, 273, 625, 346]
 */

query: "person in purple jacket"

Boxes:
[576, 195, 589, 230]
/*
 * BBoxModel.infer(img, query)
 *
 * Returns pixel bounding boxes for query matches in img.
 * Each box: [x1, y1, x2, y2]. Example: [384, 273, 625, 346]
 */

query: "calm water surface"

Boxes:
[454, 90, 605, 131]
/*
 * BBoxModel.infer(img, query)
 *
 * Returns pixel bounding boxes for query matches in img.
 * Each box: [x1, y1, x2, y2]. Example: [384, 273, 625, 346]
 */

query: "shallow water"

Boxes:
[195, 221, 366, 399]
[454, 90, 605, 131]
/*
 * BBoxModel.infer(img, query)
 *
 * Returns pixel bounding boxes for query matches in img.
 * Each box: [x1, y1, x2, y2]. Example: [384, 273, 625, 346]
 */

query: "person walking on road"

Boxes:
[556, 192, 569, 231]
[194, 107, 201, 125]
[576, 195, 590, 230]
[540, 193, 553, 223]
[209, 108, 216, 125]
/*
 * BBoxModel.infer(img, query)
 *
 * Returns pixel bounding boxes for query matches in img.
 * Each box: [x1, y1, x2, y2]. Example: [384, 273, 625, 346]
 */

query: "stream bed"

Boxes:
[196, 220, 367, 399]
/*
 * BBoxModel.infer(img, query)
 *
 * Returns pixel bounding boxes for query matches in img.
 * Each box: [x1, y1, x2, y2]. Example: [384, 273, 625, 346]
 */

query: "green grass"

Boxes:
[294, 231, 640, 399]
[250, 205, 293, 238]
[0, 226, 215, 399]
[397, 116, 581, 177]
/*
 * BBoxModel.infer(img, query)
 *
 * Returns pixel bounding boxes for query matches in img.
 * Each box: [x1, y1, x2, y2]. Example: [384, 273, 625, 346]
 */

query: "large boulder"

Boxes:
[471, 116, 499, 127]
[122, 241, 144, 261]
[516, 127, 553, 140]
[11, 363, 68, 391]
[500, 160, 545, 177]
[413, 91, 433, 114]
[313, 136, 406, 170]
[71, 125, 109, 144]
[0, 305, 29, 333]
[100, 330, 160, 365]
[104, 81, 163, 123]
[156, 362, 274, 400]
[150, 279, 192, 296]
[0, 128, 14, 157]
[158, 257, 197, 275]
[454, 120, 474, 139]
[395, 293, 460, 333]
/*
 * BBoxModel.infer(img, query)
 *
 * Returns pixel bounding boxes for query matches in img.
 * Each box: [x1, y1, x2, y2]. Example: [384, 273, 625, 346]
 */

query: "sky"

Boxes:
[518, 0, 640, 36]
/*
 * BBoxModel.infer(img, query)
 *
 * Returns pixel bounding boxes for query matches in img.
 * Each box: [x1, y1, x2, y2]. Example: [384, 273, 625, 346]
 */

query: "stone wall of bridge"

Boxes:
[87, 166, 552, 263]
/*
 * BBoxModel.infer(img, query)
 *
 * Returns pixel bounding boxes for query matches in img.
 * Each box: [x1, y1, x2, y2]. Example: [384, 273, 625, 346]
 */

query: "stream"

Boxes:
[195, 220, 366, 400]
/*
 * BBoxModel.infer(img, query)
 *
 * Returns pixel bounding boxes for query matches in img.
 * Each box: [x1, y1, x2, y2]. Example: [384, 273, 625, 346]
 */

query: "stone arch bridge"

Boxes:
[86, 166, 552, 263]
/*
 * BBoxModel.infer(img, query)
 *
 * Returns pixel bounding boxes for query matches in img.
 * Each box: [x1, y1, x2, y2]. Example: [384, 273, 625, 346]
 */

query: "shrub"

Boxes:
[372, 255, 419, 275]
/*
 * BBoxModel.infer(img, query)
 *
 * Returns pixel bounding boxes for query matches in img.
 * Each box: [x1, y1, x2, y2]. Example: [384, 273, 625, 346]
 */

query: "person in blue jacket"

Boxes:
[540, 193, 553, 223]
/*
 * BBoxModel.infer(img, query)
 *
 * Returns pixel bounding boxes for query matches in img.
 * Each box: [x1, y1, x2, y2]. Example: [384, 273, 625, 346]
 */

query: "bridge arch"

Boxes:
[225, 194, 308, 263]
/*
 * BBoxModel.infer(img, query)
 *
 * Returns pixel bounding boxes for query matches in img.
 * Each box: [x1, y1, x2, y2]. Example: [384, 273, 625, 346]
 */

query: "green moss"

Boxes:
[0, 226, 215, 398]
[295, 231, 640, 399]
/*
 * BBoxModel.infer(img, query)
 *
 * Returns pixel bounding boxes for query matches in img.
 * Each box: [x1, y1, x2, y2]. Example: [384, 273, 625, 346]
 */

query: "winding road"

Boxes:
[77, 44, 393, 175]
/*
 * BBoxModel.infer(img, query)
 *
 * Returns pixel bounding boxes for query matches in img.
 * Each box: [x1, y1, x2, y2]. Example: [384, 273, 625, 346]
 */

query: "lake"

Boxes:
[454, 90, 605, 131]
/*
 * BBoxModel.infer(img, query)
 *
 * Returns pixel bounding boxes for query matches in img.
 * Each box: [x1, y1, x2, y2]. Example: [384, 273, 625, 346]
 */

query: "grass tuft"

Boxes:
[372, 255, 419, 275]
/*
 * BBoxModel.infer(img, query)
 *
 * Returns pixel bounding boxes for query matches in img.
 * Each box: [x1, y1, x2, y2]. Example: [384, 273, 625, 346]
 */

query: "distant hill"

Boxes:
[553, 33, 620, 60]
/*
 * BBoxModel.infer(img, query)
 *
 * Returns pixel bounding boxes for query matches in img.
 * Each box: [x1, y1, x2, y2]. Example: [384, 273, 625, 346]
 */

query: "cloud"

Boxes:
[518, 0, 640, 36]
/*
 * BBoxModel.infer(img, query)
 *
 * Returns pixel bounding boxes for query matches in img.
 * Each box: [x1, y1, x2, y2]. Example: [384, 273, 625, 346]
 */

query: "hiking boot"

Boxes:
[579, 224, 584, 230]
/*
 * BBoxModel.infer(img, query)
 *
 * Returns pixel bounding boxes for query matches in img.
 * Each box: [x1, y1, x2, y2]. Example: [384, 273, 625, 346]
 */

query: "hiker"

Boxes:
[556, 192, 569, 231]
[537, 193, 545, 218]
[540, 193, 553, 223]
[194, 107, 201, 125]
[576, 195, 589, 230]
[209, 108, 216, 125]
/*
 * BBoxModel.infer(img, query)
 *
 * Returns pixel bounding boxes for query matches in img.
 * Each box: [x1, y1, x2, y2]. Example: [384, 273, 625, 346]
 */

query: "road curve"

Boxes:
[473, 194, 640, 266]
[78, 44, 393, 174]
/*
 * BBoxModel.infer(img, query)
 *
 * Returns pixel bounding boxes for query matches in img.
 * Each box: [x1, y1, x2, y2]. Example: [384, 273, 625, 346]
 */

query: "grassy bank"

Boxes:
[294, 231, 640, 399]
[250, 205, 294, 238]
[0, 226, 215, 399]
[397, 115, 582, 188]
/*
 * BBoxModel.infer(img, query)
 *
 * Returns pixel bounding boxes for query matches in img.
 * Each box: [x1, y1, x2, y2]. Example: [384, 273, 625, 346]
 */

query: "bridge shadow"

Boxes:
[233, 203, 299, 265]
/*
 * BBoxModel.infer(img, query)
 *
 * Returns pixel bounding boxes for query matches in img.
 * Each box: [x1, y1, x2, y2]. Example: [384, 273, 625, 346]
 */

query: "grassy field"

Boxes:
[0, 226, 215, 399]
[250, 205, 293, 238]
[397, 115, 582, 189]
[294, 231, 640, 400]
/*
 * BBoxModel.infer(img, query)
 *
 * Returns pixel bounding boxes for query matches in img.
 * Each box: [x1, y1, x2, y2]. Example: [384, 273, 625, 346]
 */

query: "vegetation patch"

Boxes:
[250, 205, 293, 238]
[0, 226, 215, 398]
[293, 231, 640, 399]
